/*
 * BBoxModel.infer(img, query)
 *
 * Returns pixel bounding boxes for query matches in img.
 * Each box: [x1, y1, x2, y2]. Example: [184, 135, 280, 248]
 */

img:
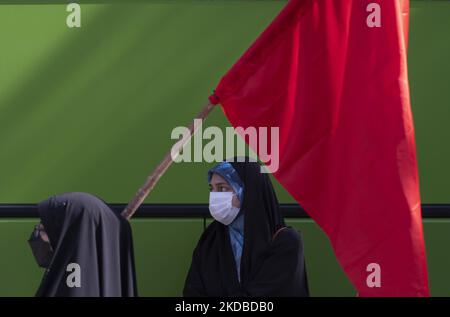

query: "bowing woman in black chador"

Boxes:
[28, 192, 138, 297]
[184, 158, 309, 297]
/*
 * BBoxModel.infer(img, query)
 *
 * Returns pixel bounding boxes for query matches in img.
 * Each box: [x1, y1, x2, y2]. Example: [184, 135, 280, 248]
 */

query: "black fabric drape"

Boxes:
[184, 159, 309, 297]
[35, 192, 138, 297]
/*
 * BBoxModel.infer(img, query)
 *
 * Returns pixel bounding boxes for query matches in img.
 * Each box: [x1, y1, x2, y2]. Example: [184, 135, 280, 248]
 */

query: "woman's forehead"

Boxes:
[209, 173, 229, 184]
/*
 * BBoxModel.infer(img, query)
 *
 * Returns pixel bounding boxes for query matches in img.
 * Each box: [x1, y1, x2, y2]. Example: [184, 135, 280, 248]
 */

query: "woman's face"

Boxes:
[37, 223, 51, 243]
[209, 173, 241, 208]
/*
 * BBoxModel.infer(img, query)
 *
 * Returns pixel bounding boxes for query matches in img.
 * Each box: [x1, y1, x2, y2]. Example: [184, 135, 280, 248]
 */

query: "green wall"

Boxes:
[0, 0, 449, 204]
[409, 1, 450, 203]
[0, 0, 449, 297]
[1, 218, 449, 297]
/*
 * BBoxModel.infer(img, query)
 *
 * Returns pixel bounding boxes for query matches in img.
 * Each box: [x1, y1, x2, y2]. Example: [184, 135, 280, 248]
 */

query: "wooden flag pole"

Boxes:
[121, 100, 215, 220]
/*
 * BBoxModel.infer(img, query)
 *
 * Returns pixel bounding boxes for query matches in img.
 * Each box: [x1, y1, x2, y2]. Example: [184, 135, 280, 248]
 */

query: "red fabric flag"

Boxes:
[209, 0, 429, 296]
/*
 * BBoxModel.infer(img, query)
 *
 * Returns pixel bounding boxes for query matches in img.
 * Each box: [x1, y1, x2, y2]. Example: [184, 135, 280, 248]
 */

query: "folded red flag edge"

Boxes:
[209, 0, 429, 296]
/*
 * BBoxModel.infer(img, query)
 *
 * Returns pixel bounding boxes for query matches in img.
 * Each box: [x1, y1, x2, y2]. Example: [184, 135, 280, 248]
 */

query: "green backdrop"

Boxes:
[0, 0, 449, 297]
[1, 219, 450, 296]
[0, 0, 449, 204]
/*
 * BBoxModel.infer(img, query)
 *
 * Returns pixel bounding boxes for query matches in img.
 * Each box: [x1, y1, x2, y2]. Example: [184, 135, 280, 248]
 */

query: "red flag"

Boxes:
[209, 0, 429, 296]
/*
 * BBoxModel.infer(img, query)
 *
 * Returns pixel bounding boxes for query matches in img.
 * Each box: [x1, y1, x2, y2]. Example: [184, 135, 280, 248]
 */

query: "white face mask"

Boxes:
[209, 192, 240, 225]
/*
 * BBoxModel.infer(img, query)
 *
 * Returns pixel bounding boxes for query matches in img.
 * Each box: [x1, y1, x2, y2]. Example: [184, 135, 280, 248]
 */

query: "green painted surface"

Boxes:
[0, 1, 291, 204]
[287, 220, 355, 297]
[132, 218, 203, 296]
[0, 0, 449, 297]
[0, 218, 204, 296]
[421, 219, 450, 297]
[0, 1, 448, 204]
[1, 218, 449, 297]
[409, 2, 450, 204]
[0, 220, 43, 296]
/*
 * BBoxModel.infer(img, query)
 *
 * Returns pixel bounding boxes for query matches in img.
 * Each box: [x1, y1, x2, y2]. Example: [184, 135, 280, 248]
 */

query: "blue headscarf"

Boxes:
[208, 161, 244, 204]
[208, 161, 245, 281]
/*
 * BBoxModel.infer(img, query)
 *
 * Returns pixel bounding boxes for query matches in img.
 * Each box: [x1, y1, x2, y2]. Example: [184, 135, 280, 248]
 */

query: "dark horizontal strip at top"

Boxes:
[0, 204, 449, 218]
